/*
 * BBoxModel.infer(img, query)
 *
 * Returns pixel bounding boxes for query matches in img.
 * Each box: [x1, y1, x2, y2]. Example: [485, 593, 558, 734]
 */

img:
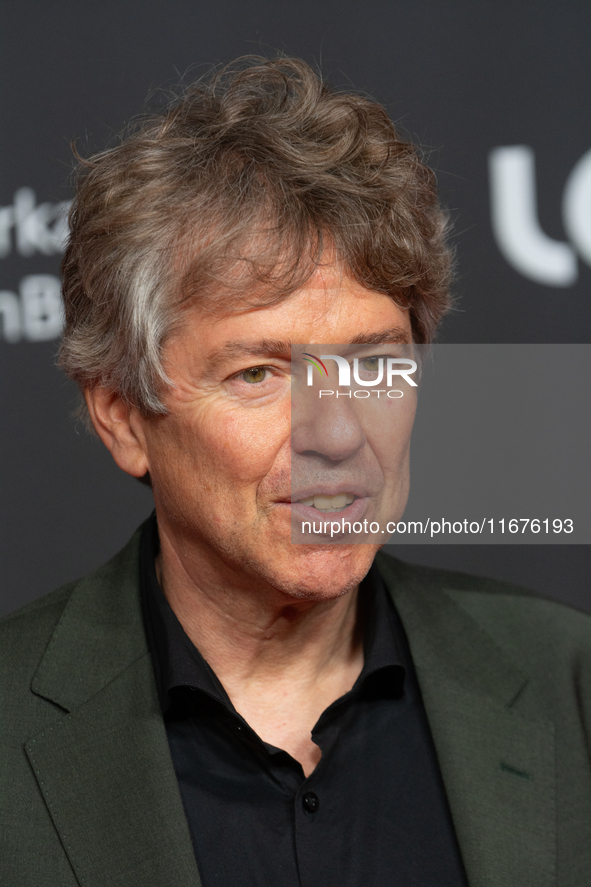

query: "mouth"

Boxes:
[287, 489, 373, 536]
[296, 493, 356, 513]
[287, 487, 373, 523]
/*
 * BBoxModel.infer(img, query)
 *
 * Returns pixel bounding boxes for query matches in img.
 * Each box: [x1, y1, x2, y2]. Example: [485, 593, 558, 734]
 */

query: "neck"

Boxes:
[155, 519, 366, 775]
[156, 522, 362, 689]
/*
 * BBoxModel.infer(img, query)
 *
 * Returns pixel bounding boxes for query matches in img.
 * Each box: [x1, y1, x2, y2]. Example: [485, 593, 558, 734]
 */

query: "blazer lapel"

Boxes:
[377, 554, 556, 887]
[26, 531, 201, 887]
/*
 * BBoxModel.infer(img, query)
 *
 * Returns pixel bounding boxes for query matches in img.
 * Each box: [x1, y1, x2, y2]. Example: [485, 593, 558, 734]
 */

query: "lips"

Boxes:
[285, 484, 373, 530]
[288, 495, 370, 533]
[290, 481, 371, 502]
[297, 493, 355, 512]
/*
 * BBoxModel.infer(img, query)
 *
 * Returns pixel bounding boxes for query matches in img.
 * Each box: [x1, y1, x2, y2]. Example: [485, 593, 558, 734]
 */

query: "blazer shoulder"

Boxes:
[0, 582, 79, 744]
[376, 551, 591, 669]
[376, 550, 541, 600]
[0, 582, 77, 672]
[1, 526, 146, 746]
[0, 524, 144, 680]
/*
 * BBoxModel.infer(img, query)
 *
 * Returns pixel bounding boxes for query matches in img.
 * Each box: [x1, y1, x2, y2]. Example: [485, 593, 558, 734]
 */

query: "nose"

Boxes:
[291, 388, 366, 463]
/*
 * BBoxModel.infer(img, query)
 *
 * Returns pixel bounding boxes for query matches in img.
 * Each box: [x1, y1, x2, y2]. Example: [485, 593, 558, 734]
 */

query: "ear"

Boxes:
[85, 387, 149, 479]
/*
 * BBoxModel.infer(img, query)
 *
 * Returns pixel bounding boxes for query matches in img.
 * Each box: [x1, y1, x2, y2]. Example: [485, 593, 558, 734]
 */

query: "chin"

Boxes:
[266, 542, 378, 602]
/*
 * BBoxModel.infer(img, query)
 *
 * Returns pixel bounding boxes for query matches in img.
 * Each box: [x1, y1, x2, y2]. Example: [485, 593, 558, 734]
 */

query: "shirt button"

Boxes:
[302, 791, 319, 812]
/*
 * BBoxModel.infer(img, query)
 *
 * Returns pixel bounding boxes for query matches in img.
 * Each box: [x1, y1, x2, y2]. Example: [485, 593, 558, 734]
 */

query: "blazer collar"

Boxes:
[375, 553, 529, 706]
[376, 552, 556, 887]
[27, 527, 202, 887]
[31, 528, 148, 712]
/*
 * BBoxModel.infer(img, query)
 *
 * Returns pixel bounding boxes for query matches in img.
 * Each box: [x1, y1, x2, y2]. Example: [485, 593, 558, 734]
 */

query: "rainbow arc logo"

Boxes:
[302, 353, 328, 376]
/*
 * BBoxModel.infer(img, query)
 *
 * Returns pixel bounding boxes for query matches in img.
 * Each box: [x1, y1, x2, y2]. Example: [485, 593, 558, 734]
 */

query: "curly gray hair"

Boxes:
[59, 56, 453, 417]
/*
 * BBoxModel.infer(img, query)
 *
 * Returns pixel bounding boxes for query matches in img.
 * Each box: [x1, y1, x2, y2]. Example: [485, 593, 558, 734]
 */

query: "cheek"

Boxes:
[212, 414, 278, 481]
[155, 405, 290, 491]
[227, 410, 295, 489]
[363, 394, 416, 470]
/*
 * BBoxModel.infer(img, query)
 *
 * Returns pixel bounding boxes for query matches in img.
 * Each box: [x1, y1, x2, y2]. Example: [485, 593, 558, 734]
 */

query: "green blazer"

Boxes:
[2, 527, 591, 886]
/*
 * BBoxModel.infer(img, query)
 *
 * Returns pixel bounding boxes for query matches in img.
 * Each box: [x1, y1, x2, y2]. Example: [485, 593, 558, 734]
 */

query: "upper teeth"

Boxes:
[298, 493, 355, 512]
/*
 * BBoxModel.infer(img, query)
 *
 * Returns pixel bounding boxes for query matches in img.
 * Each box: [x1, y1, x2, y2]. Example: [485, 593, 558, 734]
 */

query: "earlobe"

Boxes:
[84, 387, 150, 479]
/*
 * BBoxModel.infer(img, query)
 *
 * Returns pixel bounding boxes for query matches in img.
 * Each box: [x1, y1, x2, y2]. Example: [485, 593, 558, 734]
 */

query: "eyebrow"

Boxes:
[207, 327, 411, 368]
[207, 339, 293, 370]
[348, 327, 411, 346]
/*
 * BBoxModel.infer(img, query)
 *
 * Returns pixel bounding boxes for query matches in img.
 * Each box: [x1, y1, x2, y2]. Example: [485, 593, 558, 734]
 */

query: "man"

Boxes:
[1, 57, 590, 887]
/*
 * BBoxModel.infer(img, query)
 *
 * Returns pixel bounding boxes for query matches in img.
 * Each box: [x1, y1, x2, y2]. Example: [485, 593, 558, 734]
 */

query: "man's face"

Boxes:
[138, 263, 415, 601]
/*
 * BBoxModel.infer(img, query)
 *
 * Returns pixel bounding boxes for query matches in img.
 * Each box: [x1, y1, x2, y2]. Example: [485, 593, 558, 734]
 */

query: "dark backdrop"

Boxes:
[1, 0, 590, 617]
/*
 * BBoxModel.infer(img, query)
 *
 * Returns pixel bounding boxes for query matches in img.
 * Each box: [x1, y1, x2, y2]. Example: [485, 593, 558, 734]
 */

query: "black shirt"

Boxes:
[140, 515, 468, 887]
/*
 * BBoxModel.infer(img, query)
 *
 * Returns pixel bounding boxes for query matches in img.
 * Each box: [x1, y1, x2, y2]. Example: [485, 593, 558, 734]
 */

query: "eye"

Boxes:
[362, 356, 381, 372]
[240, 366, 269, 384]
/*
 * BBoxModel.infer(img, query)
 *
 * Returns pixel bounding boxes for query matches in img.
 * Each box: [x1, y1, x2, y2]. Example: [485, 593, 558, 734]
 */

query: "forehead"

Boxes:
[172, 265, 412, 364]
